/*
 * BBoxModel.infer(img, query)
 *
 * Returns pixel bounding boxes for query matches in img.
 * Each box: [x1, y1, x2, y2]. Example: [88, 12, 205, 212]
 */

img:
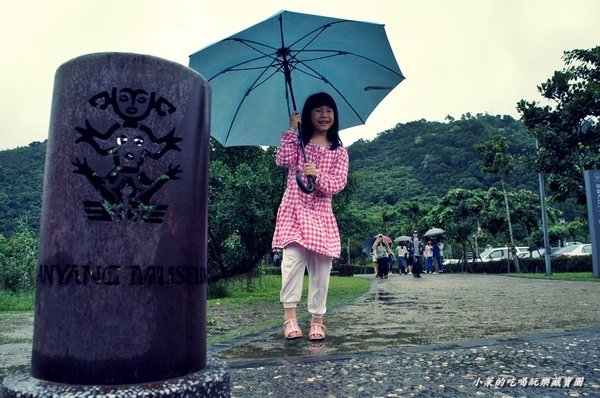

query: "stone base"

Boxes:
[2, 357, 229, 398]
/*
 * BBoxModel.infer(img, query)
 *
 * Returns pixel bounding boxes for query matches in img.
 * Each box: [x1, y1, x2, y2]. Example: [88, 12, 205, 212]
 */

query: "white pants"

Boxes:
[280, 243, 332, 317]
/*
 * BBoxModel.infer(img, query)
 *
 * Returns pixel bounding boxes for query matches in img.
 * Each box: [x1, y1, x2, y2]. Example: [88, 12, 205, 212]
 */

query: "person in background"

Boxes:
[273, 250, 282, 267]
[438, 241, 444, 273]
[424, 240, 433, 273]
[396, 242, 408, 275]
[371, 248, 379, 276]
[432, 240, 442, 274]
[372, 234, 391, 279]
[385, 244, 395, 276]
[407, 231, 424, 278]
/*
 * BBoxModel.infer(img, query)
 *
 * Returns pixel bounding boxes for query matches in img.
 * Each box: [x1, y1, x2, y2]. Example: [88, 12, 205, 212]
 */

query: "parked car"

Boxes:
[550, 244, 592, 258]
[518, 247, 560, 259]
[477, 247, 529, 262]
[443, 258, 461, 265]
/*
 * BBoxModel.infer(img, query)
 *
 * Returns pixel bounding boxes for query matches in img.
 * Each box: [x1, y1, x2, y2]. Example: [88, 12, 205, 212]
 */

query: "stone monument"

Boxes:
[3, 53, 230, 397]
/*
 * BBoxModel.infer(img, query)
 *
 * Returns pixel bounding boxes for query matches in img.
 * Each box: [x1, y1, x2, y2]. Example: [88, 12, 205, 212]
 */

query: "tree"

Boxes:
[475, 135, 522, 272]
[484, 188, 543, 250]
[429, 188, 487, 266]
[0, 219, 38, 292]
[207, 141, 286, 281]
[548, 220, 589, 247]
[517, 46, 600, 204]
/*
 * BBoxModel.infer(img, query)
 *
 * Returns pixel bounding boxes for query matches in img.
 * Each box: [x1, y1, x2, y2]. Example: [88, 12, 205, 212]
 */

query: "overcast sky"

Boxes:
[1, 0, 598, 150]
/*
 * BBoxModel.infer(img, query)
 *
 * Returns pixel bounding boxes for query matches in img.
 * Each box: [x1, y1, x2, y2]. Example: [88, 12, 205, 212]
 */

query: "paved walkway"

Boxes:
[213, 273, 600, 397]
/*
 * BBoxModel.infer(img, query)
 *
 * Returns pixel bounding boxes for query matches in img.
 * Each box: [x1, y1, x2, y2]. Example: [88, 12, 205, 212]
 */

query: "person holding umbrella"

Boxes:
[272, 92, 349, 341]
[372, 234, 392, 278]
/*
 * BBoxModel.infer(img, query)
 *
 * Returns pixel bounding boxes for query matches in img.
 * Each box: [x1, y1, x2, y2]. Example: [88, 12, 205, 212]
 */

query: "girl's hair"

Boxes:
[300, 92, 342, 150]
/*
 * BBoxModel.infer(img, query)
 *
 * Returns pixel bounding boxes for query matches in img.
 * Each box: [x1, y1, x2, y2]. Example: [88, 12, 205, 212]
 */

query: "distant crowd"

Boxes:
[371, 231, 443, 279]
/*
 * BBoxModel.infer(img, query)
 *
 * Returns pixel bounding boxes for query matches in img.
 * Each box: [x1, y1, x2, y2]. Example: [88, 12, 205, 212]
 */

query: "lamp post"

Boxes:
[536, 139, 552, 276]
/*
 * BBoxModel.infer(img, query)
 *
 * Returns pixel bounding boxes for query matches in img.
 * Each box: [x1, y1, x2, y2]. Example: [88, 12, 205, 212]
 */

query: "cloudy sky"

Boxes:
[1, 0, 598, 150]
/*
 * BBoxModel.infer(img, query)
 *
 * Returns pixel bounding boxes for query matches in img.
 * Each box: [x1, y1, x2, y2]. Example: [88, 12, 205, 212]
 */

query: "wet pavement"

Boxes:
[211, 273, 600, 397]
[211, 273, 600, 360]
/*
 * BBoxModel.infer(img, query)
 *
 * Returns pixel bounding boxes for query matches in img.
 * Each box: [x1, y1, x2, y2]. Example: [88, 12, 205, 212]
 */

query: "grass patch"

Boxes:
[0, 291, 35, 311]
[504, 272, 599, 282]
[0, 275, 372, 346]
[0, 336, 32, 345]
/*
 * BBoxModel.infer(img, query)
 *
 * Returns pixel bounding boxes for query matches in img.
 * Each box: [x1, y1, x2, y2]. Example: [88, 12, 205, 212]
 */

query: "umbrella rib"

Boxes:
[221, 59, 284, 145]
[290, 59, 366, 124]
[212, 40, 306, 144]
[221, 56, 309, 144]
[279, 19, 403, 124]
[206, 38, 282, 81]
[287, 49, 403, 124]
[287, 20, 347, 52]
[294, 50, 403, 78]
[225, 37, 277, 53]
[194, 14, 405, 144]
[285, 20, 402, 77]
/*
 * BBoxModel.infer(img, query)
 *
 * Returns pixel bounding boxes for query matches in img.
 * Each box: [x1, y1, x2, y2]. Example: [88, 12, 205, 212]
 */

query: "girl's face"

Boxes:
[311, 105, 335, 134]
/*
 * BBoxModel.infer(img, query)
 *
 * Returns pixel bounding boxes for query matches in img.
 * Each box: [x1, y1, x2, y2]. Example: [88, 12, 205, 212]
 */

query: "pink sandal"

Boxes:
[308, 323, 326, 341]
[283, 319, 303, 340]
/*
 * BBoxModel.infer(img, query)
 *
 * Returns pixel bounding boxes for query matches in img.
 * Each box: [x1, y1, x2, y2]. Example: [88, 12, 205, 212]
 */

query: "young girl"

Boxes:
[272, 92, 349, 341]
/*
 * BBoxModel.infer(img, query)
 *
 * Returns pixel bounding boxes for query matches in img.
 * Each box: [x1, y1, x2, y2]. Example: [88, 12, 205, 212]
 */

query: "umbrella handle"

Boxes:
[296, 171, 314, 194]
[295, 124, 314, 194]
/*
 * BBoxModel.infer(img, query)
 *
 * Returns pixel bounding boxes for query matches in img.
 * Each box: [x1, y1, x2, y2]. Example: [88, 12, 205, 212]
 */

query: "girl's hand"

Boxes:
[289, 111, 301, 131]
[303, 162, 318, 178]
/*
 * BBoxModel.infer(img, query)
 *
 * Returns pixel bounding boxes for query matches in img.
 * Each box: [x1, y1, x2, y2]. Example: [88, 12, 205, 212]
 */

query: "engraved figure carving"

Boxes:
[72, 87, 182, 223]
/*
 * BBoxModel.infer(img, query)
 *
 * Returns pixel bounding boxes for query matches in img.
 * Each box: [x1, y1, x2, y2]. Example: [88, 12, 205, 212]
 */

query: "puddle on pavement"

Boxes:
[214, 289, 453, 361]
[373, 292, 395, 302]
[213, 280, 539, 363]
[215, 318, 424, 361]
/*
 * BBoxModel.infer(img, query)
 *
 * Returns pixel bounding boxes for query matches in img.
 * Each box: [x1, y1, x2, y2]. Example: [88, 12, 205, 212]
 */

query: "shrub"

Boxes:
[442, 256, 592, 274]
[0, 221, 39, 293]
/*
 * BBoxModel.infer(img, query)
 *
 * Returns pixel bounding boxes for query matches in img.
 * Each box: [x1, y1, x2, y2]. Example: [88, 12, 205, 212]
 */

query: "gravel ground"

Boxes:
[225, 327, 600, 397]
[2, 273, 600, 397]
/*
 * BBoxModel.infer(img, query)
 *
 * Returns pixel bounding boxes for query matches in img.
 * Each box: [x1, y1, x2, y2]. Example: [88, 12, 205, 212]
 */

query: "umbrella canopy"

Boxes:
[361, 235, 392, 255]
[394, 235, 411, 242]
[423, 228, 445, 238]
[189, 10, 404, 148]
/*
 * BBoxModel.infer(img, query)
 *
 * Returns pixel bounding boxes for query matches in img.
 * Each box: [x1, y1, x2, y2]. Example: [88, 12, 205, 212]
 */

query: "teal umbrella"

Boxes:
[189, 10, 404, 191]
[189, 10, 404, 147]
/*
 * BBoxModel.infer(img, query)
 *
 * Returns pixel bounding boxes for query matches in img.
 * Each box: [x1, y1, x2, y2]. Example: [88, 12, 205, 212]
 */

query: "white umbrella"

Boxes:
[423, 228, 445, 237]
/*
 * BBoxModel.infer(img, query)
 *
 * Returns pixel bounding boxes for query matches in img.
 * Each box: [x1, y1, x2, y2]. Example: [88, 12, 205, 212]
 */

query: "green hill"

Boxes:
[0, 114, 538, 236]
[0, 141, 46, 235]
[348, 113, 538, 205]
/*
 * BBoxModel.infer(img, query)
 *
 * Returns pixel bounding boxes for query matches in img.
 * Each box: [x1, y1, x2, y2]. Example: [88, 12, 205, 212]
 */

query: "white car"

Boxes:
[518, 247, 561, 258]
[550, 244, 592, 258]
[477, 247, 529, 262]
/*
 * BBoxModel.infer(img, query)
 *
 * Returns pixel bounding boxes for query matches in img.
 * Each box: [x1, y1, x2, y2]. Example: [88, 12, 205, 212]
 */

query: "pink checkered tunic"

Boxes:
[272, 131, 349, 259]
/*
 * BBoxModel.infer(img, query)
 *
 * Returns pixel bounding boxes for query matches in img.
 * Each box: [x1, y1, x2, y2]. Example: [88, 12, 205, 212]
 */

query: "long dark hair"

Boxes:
[300, 92, 342, 150]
